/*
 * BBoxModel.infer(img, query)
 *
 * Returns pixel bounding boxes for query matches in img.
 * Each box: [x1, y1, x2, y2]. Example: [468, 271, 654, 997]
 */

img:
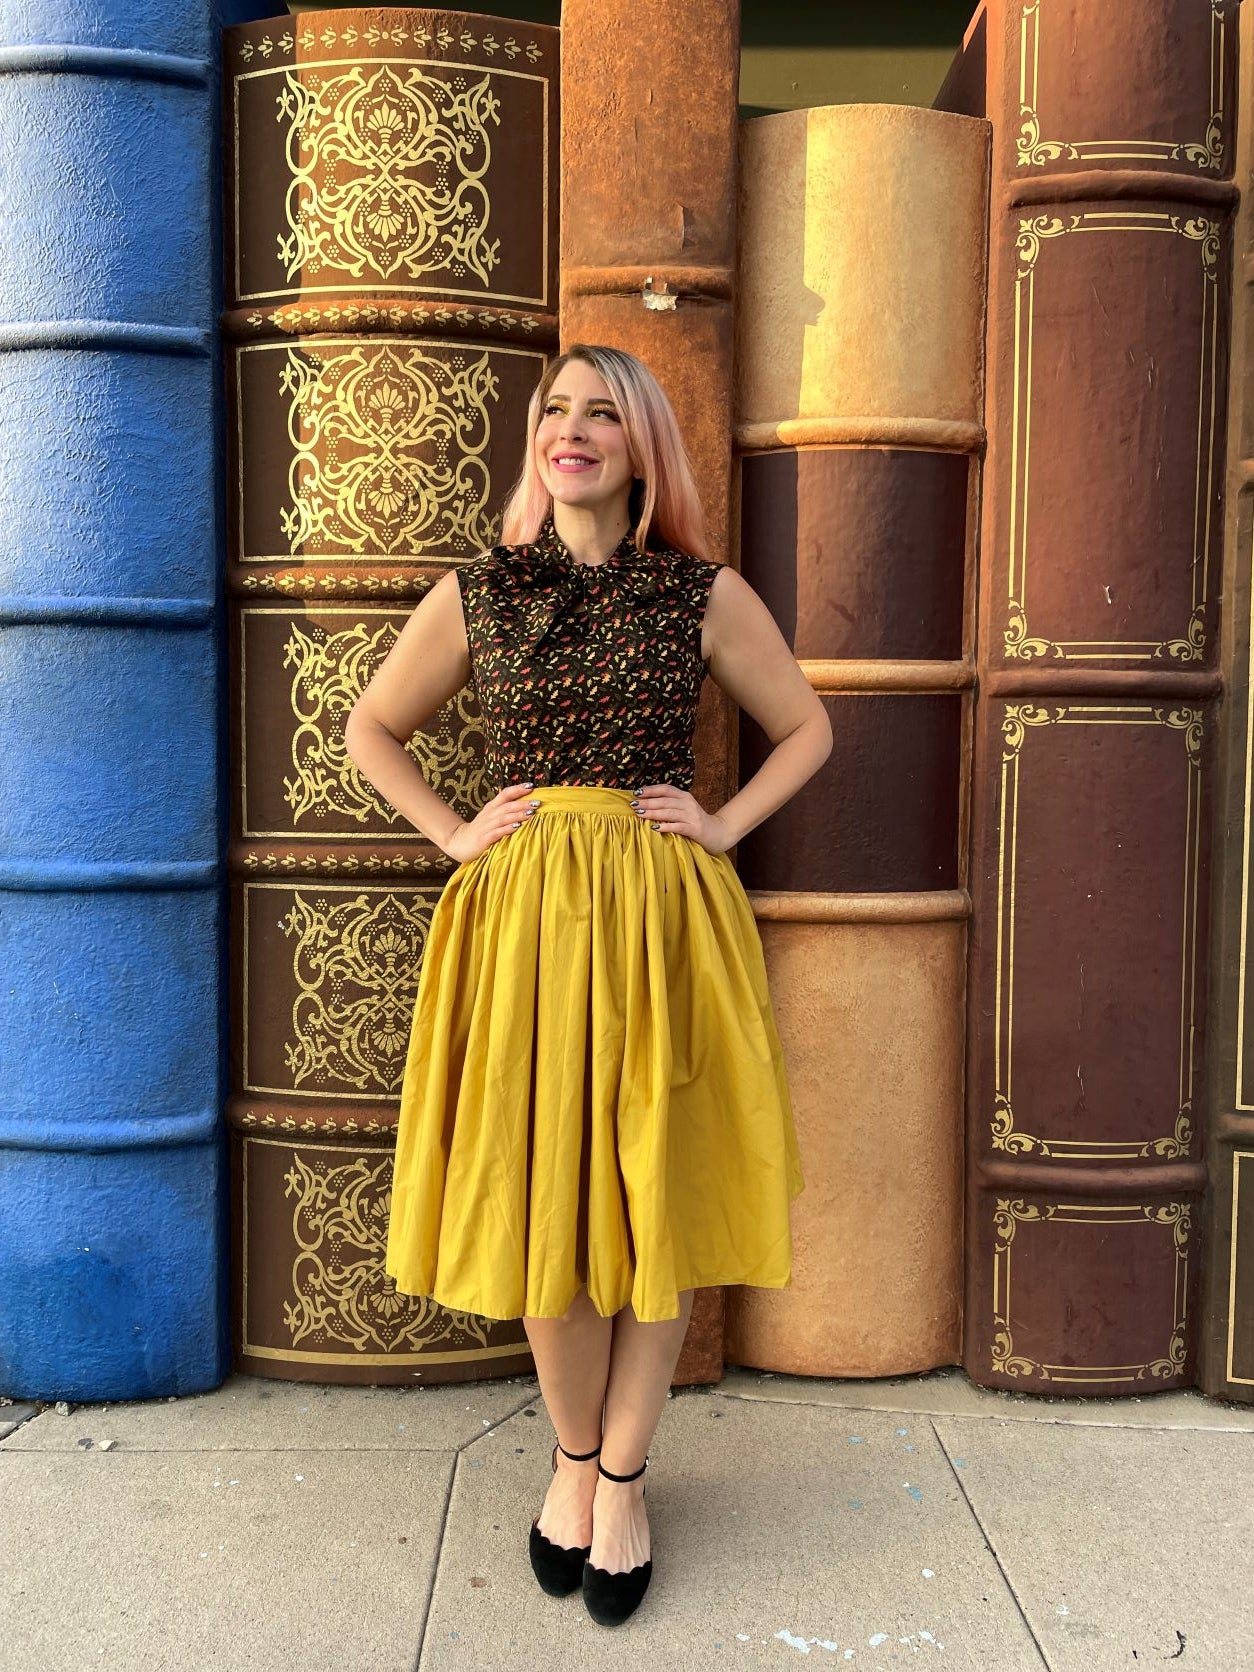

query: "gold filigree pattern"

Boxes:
[993, 705, 1202, 1160]
[277, 63, 504, 289]
[237, 23, 546, 66]
[992, 1199, 1191, 1382]
[280, 343, 500, 557]
[241, 852, 455, 875]
[1017, 0, 1228, 172]
[239, 572, 421, 594]
[281, 618, 480, 826]
[280, 889, 430, 1093]
[279, 1151, 492, 1351]
[1006, 212, 1220, 663]
[243, 302, 545, 336]
[239, 1110, 397, 1135]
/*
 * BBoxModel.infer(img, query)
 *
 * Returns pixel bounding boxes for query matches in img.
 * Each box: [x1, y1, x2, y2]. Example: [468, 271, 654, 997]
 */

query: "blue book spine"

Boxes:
[0, 6, 228, 1399]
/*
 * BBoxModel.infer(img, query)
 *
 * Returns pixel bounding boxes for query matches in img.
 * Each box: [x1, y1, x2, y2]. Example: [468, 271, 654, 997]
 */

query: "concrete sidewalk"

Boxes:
[1, 1363, 1251, 1671]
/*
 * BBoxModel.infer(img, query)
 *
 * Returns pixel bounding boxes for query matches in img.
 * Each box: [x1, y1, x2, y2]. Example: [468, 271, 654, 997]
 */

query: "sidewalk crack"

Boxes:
[930, 1418, 1053, 1670]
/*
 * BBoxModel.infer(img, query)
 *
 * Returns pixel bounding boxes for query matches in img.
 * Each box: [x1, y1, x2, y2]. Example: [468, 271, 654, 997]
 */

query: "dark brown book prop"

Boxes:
[1202, 0, 1254, 1406]
[938, 0, 1238, 1394]
[222, 9, 558, 1384]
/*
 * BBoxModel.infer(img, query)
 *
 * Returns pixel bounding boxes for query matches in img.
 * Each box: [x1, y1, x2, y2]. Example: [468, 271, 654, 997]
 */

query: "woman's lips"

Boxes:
[551, 455, 599, 473]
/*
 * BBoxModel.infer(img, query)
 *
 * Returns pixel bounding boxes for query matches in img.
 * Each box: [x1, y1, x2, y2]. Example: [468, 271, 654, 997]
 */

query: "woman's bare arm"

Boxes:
[343, 569, 475, 853]
[701, 565, 833, 845]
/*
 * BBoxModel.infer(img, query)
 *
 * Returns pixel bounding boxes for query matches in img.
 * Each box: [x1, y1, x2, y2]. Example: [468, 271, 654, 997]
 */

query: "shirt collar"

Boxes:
[495, 515, 677, 651]
[532, 513, 641, 569]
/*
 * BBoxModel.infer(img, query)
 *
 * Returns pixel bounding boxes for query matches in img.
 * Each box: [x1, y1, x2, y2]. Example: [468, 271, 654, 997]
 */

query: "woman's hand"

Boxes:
[444, 781, 540, 863]
[630, 783, 735, 855]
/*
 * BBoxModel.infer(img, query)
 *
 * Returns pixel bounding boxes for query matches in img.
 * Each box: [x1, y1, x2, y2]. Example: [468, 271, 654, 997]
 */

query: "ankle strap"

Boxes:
[598, 1454, 649, 1482]
[555, 1439, 602, 1462]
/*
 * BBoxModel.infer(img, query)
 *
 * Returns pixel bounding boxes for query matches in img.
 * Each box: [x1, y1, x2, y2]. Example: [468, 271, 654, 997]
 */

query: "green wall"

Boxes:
[740, 0, 976, 117]
[288, 0, 976, 115]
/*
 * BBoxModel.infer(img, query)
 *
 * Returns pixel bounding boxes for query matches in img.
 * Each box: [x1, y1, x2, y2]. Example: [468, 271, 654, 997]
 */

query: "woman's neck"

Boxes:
[549, 499, 632, 566]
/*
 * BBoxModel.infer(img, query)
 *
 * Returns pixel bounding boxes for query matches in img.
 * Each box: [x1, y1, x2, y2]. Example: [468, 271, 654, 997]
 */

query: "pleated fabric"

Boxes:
[384, 784, 805, 1322]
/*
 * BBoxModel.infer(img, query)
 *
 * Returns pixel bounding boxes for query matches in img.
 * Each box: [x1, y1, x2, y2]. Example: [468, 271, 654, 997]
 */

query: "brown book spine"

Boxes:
[222, 8, 558, 1383]
[1202, 0, 1254, 1404]
[955, 0, 1237, 1394]
[730, 104, 989, 1376]
[558, 0, 740, 1385]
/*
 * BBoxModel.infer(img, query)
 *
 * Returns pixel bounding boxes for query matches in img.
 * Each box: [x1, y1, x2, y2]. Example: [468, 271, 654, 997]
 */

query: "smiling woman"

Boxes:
[344, 341, 831, 1625]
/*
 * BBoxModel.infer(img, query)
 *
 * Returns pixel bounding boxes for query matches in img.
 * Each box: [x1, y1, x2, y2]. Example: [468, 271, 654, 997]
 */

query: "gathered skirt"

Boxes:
[384, 783, 805, 1323]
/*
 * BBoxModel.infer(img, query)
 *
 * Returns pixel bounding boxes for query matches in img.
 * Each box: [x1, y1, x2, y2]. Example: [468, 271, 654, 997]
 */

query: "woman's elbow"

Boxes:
[343, 700, 373, 764]
[812, 697, 835, 758]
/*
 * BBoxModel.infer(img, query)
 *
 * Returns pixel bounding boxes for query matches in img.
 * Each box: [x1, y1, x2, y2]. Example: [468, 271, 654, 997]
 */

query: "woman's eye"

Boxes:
[541, 401, 619, 420]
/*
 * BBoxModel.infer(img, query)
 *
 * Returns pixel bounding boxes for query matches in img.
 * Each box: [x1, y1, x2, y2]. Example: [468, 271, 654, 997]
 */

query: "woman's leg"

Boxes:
[523, 1284, 614, 1548]
[589, 1288, 695, 1574]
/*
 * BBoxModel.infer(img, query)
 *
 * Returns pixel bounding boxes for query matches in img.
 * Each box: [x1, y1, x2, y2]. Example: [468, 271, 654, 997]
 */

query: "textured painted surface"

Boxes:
[725, 917, 965, 1376]
[740, 693, 964, 895]
[736, 105, 987, 438]
[939, 0, 1237, 1395]
[1202, 0, 1254, 1405]
[0, 5, 227, 1399]
[222, 10, 558, 1384]
[729, 101, 987, 1374]
[560, 0, 740, 1383]
[740, 448, 968, 662]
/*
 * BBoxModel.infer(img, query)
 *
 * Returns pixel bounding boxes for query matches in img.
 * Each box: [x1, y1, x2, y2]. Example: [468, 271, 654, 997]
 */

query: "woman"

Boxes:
[345, 343, 831, 1626]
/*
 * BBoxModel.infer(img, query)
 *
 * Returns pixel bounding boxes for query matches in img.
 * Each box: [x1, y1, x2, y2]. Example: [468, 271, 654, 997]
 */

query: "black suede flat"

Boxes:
[582, 1455, 652, 1626]
[528, 1438, 600, 1596]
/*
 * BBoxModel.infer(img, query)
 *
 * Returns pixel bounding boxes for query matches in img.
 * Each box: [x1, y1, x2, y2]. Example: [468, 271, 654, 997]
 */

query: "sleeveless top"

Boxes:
[456, 513, 723, 792]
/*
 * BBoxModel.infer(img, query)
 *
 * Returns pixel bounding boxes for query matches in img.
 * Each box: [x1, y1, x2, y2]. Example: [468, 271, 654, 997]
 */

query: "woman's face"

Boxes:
[533, 359, 636, 515]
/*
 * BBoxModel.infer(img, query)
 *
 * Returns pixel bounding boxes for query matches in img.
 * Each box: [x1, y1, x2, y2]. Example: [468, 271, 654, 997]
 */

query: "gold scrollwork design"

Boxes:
[1007, 212, 1219, 663]
[281, 1151, 493, 1351]
[1017, 0, 1227, 173]
[1181, 113, 1226, 173]
[993, 706, 1202, 1161]
[1003, 601, 1058, 661]
[1014, 213, 1069, 279]
[282, 618, 482, 826]
[1161, 610, 1208, 665]
[1158, 704, 1204, 767]
[1000, 702, 1056, 759]
[991, 1200, 1191, 1381]
[277, 64, 502, 288]
[235, 22, 547, 65]
[279, 343, 501, 558]
[280, 889, 430, 1093]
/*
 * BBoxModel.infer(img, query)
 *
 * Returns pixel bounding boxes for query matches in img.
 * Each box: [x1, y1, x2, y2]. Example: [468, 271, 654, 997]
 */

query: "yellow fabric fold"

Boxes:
[384, 784, 804, 1323]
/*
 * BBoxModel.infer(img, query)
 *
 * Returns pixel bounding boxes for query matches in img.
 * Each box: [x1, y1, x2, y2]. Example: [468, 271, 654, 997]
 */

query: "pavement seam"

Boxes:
[457, 1385, 542, 1453]
[928, 1417, 1054, 1670]
[0, 1407, 46, 1441]
[414, 1449, 458, 1672]
[715, 1386, 1254, 1431]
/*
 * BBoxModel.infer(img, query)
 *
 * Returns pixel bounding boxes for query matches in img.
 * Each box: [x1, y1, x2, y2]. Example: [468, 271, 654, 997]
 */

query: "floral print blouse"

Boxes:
[456, 514, 722, 792]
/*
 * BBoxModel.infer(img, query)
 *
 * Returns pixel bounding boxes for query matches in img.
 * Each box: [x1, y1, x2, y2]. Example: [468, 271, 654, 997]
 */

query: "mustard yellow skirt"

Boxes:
[384, 783, 804, 1322]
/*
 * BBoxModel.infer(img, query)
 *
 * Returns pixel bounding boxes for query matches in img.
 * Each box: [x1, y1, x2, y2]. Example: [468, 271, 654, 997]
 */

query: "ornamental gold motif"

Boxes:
[280, 1152, 493, 1351]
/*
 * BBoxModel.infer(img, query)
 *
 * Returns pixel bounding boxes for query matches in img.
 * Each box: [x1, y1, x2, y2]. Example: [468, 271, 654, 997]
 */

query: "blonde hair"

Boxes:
[496, 343, 710, 559]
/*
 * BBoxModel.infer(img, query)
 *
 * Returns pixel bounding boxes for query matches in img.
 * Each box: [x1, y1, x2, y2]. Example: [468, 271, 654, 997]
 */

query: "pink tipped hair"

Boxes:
[496, 343, 711, 560]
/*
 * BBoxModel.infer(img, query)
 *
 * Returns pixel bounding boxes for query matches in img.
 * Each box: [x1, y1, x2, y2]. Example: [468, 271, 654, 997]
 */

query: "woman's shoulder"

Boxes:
[641, 531, 723, 579]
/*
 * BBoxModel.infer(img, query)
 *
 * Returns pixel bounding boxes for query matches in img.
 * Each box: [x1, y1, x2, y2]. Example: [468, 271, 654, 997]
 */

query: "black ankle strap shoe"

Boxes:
[582, 1455, 652, 1626]
[528, 1438, 601, 1596]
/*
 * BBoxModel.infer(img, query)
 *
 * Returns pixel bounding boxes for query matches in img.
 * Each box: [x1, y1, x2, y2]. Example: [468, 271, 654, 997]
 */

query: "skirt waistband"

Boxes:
[527, 784, 638, 818]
